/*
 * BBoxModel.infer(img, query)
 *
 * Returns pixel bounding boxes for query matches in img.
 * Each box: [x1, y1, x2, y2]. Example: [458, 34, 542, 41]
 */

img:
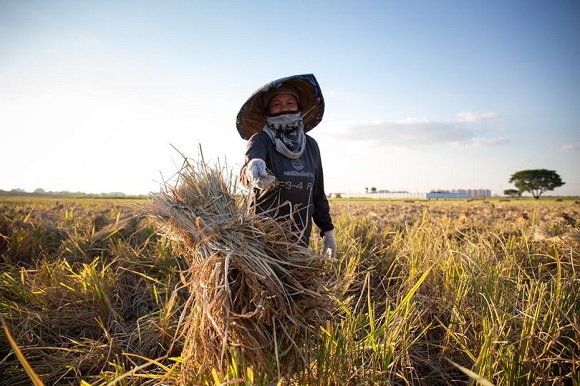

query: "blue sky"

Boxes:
[1, 0, 579, 196]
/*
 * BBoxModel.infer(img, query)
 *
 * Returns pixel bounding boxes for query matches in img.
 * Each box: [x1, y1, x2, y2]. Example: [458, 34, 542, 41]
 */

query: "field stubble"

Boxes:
[0, 196, 578, 385]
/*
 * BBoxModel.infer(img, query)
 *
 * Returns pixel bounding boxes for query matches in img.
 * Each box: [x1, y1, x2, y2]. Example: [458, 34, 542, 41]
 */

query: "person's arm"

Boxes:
[311, 141, 334, 236]
[309, 139, 336, 257]
[313, 162, 336, 257]
[240, 132, 270, 188]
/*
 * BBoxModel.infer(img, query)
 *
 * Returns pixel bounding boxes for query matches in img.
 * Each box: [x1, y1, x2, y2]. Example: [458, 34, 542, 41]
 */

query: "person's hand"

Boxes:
[245, 158, 275, 189]
[322, 230, 337, 258]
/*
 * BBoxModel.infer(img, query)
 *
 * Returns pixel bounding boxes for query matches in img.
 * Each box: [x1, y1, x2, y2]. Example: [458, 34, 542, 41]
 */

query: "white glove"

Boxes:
[245, 158, 275, 189]
[322, 230, 337, 258]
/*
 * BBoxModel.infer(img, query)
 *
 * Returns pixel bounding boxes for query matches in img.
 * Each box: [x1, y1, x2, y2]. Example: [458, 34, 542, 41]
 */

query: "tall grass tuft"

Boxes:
[0, 197, 183, 385]
[1, 184, 578, 384]
[150, 155, 337, 381]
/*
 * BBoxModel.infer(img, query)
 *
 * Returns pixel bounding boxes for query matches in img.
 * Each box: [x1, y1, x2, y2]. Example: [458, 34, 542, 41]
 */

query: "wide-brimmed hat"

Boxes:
[236, 74, 324, 140]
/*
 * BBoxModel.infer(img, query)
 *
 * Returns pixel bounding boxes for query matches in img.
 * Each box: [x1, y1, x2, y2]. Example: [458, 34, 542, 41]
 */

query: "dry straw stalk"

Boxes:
[150, 154, 336, 378]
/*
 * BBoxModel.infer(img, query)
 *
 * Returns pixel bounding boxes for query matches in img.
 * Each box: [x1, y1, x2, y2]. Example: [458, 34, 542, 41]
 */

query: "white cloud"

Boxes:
[450, 137, 508, 148]
[395, 117, 429, 124]
[560, 143, 580, 151]
[328, 117, 506, 149]
[456, 111, 499, 123]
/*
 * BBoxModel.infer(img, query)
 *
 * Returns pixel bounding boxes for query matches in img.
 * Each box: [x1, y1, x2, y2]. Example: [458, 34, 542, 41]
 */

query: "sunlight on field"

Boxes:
[0, 196, 578, 385]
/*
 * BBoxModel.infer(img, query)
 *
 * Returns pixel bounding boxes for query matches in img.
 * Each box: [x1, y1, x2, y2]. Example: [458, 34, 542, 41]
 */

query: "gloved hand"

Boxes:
[245, 158, 275, 189]
[322, 230, 337, 258]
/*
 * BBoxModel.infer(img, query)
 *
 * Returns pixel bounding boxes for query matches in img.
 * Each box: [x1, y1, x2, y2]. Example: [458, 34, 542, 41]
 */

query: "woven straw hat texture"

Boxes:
[236, 73, 325, 140]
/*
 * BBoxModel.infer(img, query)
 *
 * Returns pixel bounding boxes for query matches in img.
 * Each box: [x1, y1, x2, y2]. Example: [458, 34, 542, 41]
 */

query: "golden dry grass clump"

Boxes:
[150, 157, 336, 378]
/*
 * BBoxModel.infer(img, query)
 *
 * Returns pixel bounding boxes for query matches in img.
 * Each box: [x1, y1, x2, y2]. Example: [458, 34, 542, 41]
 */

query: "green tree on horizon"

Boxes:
[508, 169, 565, 199]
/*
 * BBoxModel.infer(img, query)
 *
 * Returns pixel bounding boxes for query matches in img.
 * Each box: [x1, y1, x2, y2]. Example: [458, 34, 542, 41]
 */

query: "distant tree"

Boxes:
[370, 187, 377, 193]
[508, 169, 565, 199]
[503, 189, 520, 197]
[365, 187, 369, 193]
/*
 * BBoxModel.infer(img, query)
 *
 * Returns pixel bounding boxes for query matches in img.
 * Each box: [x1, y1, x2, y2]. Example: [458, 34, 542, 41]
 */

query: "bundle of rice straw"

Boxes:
[150, 153, 336, 378]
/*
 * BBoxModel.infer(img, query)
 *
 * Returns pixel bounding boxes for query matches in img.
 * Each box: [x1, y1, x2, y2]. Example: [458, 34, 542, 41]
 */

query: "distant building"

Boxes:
[448, 189, 491, 198]
[331, 188, 492, 200]
[428, 189, 491, 198]
[332, 192, 428, 199]
[427, 191, 469, 199]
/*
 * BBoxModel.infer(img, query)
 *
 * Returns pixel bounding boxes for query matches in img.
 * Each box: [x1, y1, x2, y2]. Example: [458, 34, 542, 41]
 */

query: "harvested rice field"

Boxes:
[0, 189, 579, 385]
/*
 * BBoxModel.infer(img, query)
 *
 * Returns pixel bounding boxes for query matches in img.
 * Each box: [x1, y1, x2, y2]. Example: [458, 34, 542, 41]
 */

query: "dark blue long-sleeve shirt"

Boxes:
[241, 130, 334, 246]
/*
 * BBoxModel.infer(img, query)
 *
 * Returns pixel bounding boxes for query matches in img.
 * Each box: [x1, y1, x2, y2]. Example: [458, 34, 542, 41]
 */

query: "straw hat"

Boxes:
[236, 74, 325, 140]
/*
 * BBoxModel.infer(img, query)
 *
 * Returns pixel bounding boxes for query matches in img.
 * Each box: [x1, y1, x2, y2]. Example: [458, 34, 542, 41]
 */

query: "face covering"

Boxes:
[263, 112, 306, 159]
[265, 111, 302, 131]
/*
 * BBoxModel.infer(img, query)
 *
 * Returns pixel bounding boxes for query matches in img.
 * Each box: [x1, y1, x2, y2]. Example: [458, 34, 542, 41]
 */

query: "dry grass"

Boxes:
[149, 157, 337, 379]
[0, 179, 578, 384]
[320, 198, 580, 385]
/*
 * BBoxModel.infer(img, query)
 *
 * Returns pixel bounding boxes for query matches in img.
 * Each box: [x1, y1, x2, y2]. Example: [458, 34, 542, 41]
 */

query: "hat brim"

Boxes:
[236, 74, 324, 140]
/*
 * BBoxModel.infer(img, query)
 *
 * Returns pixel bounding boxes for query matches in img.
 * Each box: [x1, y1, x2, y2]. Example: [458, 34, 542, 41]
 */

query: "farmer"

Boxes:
[237, 74, 336, 258]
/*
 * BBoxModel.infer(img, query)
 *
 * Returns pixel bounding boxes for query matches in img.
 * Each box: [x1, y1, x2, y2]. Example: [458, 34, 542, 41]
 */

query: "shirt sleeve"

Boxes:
[310, 139, 335, 237]
[240, 131, 270, 187]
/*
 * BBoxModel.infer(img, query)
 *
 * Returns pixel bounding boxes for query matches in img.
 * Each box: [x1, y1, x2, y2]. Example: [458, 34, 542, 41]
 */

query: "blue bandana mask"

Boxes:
[263, 112, 306, 159]
[266, 112, 303, 132]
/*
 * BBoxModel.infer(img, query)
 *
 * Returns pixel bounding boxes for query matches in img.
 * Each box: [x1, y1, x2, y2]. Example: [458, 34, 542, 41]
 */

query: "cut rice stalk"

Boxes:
[149, 153, 336, 377]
